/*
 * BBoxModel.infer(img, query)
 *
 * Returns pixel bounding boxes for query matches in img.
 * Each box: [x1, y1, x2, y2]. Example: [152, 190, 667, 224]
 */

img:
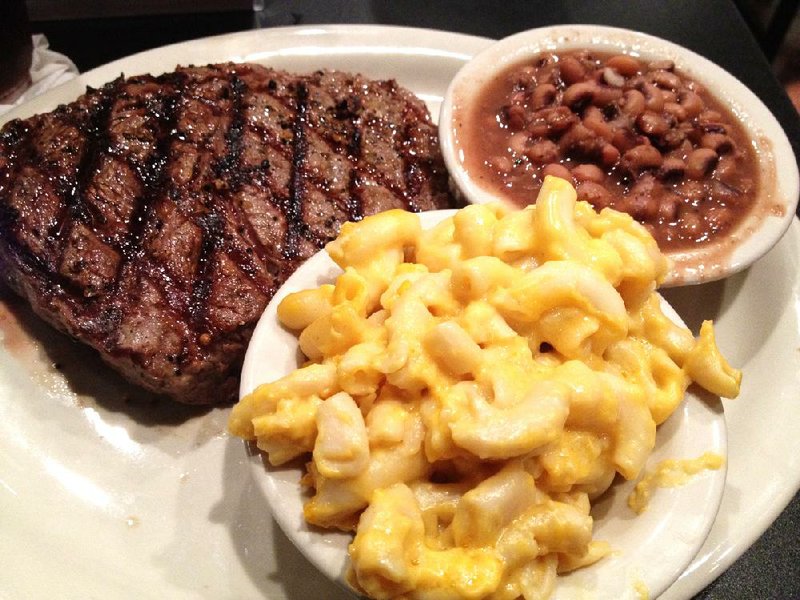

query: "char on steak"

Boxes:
[0, 63, 455, 404]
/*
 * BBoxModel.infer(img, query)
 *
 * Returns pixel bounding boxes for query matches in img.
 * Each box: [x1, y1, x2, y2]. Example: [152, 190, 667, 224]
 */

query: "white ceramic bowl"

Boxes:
[239, 209, 728, 600]
[439, 25, 799, 286]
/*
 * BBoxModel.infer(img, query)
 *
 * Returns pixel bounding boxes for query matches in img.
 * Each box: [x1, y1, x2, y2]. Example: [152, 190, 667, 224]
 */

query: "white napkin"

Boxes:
[0, 34, 79, 117]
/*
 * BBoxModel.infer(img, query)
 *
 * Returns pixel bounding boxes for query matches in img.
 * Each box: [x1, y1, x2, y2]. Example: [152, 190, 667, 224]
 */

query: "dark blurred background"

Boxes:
[21, 0, 800, 113]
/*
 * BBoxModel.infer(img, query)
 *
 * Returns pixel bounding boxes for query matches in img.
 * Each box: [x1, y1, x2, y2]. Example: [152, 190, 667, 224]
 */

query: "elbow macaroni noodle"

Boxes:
[229, 176, 741, 600]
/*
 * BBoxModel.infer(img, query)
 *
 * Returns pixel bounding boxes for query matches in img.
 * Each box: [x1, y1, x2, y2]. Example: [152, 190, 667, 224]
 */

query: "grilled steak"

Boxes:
[0, 63, 454, 404]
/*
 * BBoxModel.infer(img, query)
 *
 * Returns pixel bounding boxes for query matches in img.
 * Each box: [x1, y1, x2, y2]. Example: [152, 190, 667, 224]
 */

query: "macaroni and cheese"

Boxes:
[229, 176, 741, 600]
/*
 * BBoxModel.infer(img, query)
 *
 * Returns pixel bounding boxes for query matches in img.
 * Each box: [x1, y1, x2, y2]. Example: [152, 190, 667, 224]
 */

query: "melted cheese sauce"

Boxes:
[628, 452, 725, 514]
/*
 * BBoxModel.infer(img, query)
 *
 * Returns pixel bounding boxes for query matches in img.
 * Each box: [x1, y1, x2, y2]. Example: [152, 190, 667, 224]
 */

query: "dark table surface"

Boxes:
[31, 1, 800, 598]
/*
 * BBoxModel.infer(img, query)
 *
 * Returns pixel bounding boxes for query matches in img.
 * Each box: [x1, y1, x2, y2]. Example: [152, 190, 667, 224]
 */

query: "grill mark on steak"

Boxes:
[333, 98, 364, 221]
[0, 64, 455, 404]
[284, 82, 310, 259]
[215, 74, 247, 187]
[400, 121, 422, 213]
[187, 72, 247, 332]
[346, 104, 423, 213]
[344, 101, 365, 222]
[93, 76, 186, 352]
[190, 211, 224, 327]
[66, 81, 120, 229]
[233, 76, 308, 256]
[121, 79, 183, 263]
[213, 74, 280, 291]
[179, 68, 242, 341]
[347, 151, 364, 222]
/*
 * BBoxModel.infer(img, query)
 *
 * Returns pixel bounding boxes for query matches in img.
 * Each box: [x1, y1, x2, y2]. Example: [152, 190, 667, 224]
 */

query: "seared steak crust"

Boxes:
[0, 63, 454, 404]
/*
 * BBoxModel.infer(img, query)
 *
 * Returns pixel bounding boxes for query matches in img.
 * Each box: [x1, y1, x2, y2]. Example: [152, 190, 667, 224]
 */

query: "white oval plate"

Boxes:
[240, 209, 728, 600]
[1, 25, 799, 600]
[439, 25, 800, 287]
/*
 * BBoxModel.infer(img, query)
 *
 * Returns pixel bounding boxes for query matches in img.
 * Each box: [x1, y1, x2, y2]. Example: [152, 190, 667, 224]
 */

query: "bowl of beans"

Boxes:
[440, 25, 799, 285]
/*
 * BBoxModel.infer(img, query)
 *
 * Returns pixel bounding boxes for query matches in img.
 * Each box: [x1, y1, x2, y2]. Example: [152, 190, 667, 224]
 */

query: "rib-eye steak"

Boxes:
[0, 63, 455, 404]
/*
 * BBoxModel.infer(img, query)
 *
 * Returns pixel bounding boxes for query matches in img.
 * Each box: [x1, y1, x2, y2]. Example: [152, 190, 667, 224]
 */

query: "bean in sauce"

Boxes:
[456, 51, 759, 250]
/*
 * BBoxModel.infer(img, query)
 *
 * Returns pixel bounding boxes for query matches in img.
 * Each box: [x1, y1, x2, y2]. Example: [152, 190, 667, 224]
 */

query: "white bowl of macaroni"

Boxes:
[232, 177, 739, 599]
[439, 25, 799, 286]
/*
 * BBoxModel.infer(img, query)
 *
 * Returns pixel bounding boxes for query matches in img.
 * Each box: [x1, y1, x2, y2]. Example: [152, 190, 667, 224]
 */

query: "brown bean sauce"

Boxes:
[456, 50, 759, 250]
